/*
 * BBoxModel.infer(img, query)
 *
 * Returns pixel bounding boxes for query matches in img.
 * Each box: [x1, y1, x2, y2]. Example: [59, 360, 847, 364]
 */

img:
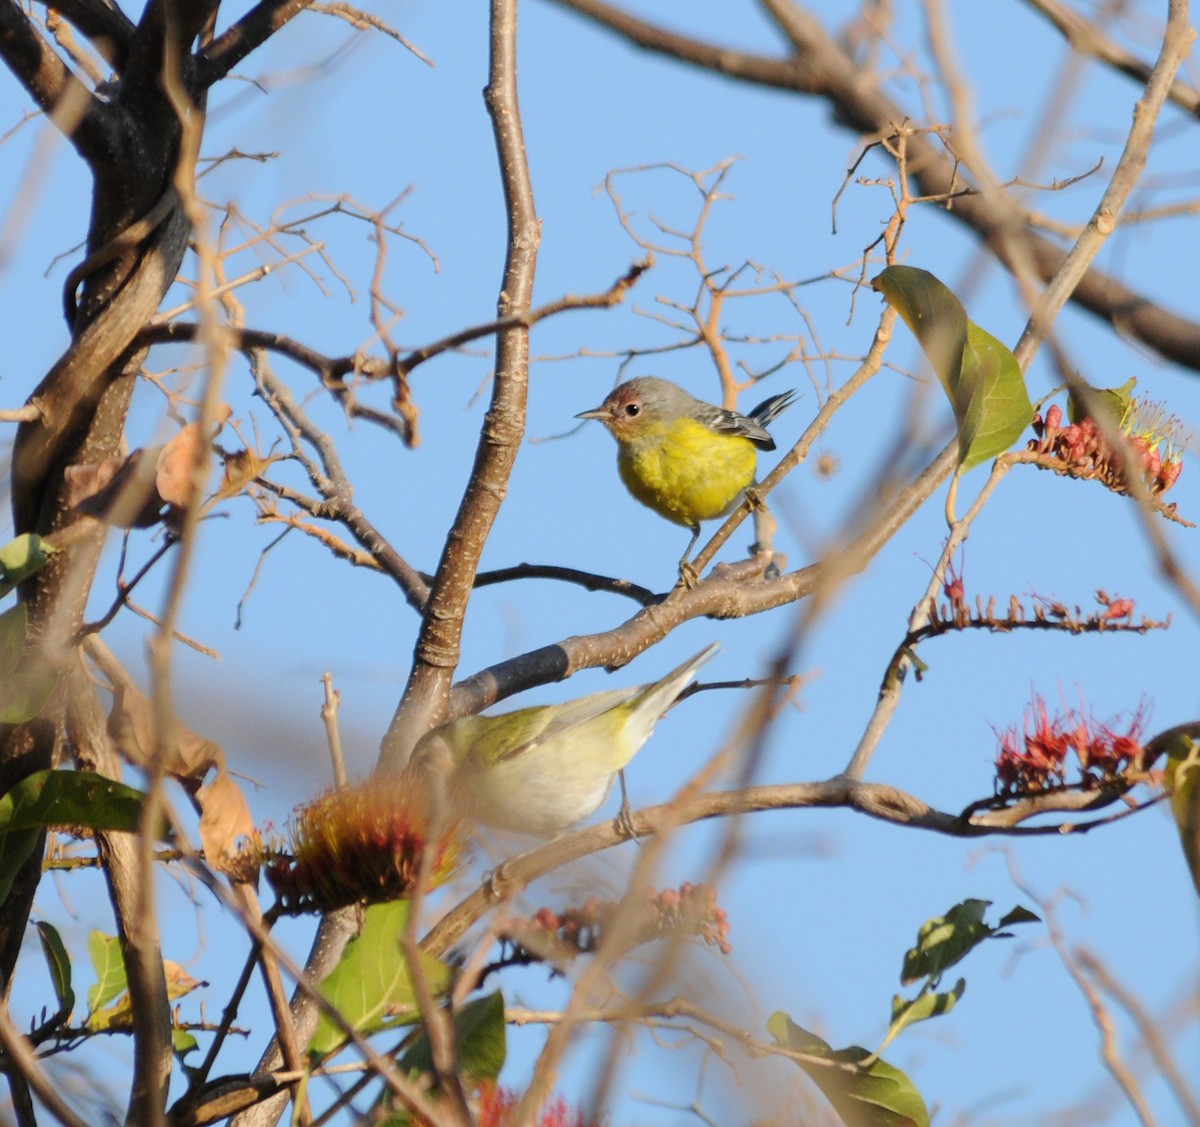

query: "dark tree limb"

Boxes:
[196, 0, 315, 86]
[47, 0, 135, 70]
[0, 0, 113, 159]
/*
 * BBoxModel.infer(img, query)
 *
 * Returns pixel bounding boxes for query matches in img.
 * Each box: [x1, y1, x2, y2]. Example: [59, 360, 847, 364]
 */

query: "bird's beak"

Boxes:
[575, 406, 606, 420]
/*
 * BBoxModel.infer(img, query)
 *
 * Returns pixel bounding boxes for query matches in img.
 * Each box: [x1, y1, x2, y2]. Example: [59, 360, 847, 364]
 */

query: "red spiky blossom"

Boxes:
[994, 694, 1148, 793]
[475, 1084, 593, 1127]
[1028, 396, 1185, 497]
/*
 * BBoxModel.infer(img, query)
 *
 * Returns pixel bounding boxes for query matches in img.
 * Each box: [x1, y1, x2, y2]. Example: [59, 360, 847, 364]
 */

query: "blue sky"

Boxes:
[2, 1, 1198, 1124]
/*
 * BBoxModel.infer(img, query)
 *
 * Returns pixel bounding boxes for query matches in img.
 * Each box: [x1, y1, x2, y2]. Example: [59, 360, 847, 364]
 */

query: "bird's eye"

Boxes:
[624, 403, 640, 417]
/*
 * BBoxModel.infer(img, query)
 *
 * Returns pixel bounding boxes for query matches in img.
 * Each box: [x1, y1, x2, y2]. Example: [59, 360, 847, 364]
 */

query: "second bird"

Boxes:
[577, 376, 795, 576]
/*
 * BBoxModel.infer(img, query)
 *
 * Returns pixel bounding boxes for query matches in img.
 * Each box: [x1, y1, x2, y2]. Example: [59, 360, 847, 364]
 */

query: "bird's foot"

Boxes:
[746, 543, 784, 578]
[676, 558, 701, 589]
[482, 863, 518, 902]
[614, 797, 639, 841]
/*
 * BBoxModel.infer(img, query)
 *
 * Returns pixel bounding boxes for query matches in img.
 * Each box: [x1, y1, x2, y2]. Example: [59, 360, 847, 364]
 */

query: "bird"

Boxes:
[576, 376, 796, 579]
[410, 644, 717, 837]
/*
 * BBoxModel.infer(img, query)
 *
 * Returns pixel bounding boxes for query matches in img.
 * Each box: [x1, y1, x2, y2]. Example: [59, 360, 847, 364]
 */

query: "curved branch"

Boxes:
[445, 438, 958, 719]
[420, 774, 1157, 958]
[468, 563, 657, 605]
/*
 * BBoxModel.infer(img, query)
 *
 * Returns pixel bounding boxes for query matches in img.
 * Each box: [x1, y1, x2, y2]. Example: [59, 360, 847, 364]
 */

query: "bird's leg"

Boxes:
[614, 769, 638, 839]
[746, 487, 784, 575]
[676, 524, 702, 588]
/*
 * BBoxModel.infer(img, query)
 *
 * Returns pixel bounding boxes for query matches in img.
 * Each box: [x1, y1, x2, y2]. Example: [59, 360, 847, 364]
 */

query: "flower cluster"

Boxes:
[994, 695, 1148, 794]
[506, 882, 732, 963]
[1027, 400, 1184, 497]
[474, 1083, 594, 1127]
[259, 771, 466, 914]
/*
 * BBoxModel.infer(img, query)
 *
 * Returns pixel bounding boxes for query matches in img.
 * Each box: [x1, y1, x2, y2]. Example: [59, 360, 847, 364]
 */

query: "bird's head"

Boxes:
[576, 376, 686, 442]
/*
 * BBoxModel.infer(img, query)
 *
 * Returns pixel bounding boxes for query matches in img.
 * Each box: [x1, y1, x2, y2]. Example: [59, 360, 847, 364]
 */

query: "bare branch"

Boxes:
[1024, 0, 1200, 117]
[546, 0, 1200, 371]
[420, 774, 1158, 959]
[40, 0, 133, 69]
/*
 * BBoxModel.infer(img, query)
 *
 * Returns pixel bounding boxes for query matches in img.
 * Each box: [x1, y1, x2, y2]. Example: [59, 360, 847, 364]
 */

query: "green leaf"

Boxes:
[900, 898, 992, 984]
[885, 979, 965, 1047]
[957, 321, 1031, 468]
[0, 769, 148, 836]
[0, 603, 58, 723]
[0, 826, 41, 906]
[0, 535, 56, 600]
[311, 900, 452, 1055]
[0, 770, 134, 904]
[1165, 735, 1200, 898]
[768, 1013, 929, 1127]
[34, 920, 75, 1022]
[0, 603, 27, 682]
[399, 990, 507, 1085]
[1067, 376, 1137, 427]
[901, 899, 1038, 985]
[86, 931, 128, 1017]
[0, 658, 58, 724]
[173, 1028, 199, 1057]
[873, 266, 1031, 469]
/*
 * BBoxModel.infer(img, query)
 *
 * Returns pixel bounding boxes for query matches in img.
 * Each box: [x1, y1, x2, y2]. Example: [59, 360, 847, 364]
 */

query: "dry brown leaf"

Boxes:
[66, 449, 164, 528]
[107, 680, 225, 786]
[197, 769, 257, 878]
[163, 960, 206, 1001]
[68, 408, 232, 531]
[155, 421, 207, 510]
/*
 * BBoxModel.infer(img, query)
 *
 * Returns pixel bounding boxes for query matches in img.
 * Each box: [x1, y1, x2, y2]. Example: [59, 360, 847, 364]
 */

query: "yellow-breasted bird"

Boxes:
[577, 377, 796, 575]
[411, 645, 717, 837]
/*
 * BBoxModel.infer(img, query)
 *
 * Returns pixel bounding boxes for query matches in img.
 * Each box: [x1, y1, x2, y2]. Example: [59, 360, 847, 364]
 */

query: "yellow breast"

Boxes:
[616, 417, 758, 528]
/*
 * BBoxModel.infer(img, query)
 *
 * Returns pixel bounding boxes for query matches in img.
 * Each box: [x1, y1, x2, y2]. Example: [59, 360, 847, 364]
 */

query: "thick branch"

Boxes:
[0, 1, 72, 109]
[1024, 0, 1200, 117]
[444, 437, 957, 719]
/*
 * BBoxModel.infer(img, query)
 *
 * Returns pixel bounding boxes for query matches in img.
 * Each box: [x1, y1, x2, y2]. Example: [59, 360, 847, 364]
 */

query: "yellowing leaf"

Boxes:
[768, 1012, 929, 1127]
[874, 266, 1032, 470]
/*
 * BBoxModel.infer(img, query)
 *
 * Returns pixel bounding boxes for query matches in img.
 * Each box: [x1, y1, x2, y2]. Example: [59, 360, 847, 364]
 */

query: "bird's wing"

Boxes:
[706, 405, 775, 447]
[490, 688, 633, 762]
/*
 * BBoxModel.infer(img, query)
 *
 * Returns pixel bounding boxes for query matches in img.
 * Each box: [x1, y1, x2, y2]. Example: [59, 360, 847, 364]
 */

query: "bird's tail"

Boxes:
[631, 642, 719, 721]
[748, 389, 798, 428]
